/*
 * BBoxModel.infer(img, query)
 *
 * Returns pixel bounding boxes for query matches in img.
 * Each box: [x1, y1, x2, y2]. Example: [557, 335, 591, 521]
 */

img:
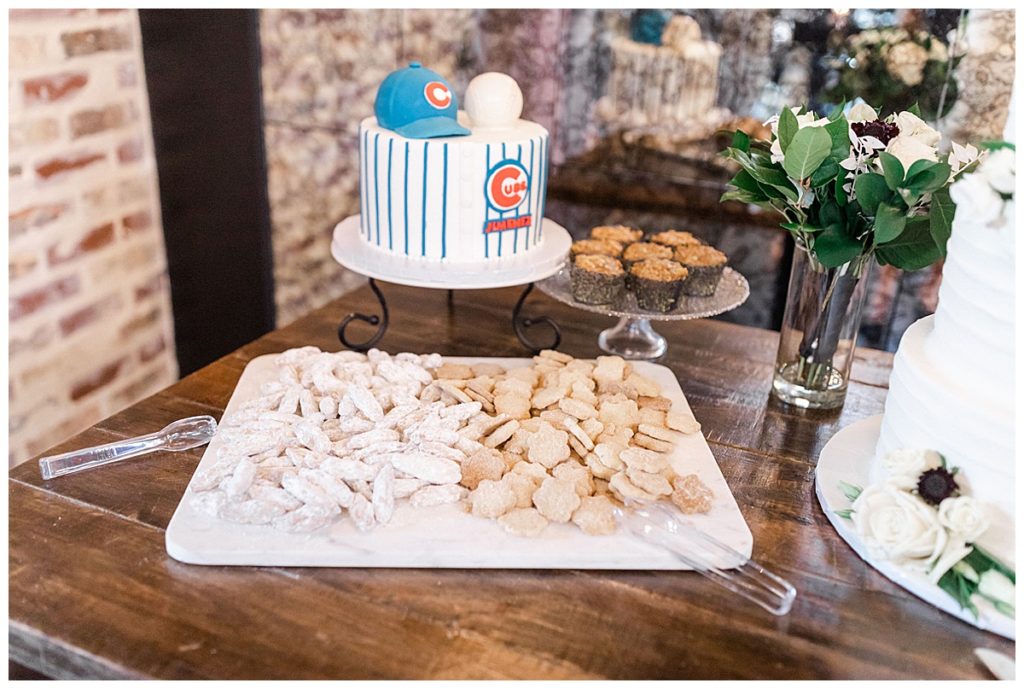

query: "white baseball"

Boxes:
[464, 72, 523, 128]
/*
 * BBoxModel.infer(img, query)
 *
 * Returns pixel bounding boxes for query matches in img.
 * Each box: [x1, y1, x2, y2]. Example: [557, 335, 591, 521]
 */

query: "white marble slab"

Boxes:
[166, 355, 753, 569]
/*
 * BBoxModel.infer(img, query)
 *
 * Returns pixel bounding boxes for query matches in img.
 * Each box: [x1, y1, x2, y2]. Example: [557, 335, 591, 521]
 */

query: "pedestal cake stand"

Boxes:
[331, 215, 572, 353]
[536, 263, 749, 359]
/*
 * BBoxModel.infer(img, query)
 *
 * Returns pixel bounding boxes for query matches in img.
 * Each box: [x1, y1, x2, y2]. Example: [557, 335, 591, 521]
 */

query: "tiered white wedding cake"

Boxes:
[598, 15, 729, 140]
[875, 115, 1016, 564]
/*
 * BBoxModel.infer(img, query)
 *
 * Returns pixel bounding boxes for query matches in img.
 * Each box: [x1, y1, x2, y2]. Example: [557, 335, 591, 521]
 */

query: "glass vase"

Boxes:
[772, 244, 872, 410]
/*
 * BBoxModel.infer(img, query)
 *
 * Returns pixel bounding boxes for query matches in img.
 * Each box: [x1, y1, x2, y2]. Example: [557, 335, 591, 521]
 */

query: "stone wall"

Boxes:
[8, 9, 178, 465]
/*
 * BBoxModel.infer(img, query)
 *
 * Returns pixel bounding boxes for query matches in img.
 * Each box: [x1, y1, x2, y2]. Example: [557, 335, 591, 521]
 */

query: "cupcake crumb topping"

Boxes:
[571, 238, 624, 258]
[630, 258, 688, 281]
[591, 225, 644, 244]
[674, 244, 727, 267]
[575, 253, 625, 276]
[651, 230, 701, 247]
[623, 242, 673, 262]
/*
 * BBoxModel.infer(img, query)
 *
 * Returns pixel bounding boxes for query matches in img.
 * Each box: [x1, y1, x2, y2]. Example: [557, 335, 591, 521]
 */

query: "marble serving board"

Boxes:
[165, 355, 753, 569]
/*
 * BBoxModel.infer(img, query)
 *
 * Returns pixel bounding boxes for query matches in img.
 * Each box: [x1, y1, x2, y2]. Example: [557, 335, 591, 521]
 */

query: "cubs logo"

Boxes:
[484, 160, 530, 212]
[483, 159, 532, 234]
[424, 81, 452, 109]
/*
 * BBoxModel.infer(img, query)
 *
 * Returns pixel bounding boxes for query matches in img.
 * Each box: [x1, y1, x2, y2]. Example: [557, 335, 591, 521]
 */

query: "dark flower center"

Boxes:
[851, 119, 901, 145]
[917, 467, 959, 505]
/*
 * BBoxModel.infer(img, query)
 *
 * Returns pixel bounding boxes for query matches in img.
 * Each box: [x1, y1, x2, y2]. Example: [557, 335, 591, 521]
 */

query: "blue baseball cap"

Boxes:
[374, 62, 471, 139]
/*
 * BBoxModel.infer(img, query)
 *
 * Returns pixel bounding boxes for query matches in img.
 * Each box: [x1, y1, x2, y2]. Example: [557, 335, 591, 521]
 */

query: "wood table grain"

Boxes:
[9, 283, 1013, 679]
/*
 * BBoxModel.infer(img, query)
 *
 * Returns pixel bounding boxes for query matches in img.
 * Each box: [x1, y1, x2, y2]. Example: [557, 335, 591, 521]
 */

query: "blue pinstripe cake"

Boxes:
[359, 69, 550, 264]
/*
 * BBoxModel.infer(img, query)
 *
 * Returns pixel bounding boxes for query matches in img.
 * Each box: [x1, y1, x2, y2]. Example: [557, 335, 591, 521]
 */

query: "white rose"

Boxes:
[950, 173, 1004, 224]
[882, 448, 942, 489]
[885, 41, 929, 86]
[885, 134, 939, 172]
[928, 39, 948, 62]
[893, 111, 941, 147]
[847, 102, 878, 123]
[928, 538, 973, 583]
[977, 569, 1016, 607]
[979, 148, 1016, 196]
[851, 484, 948, 568]
[937, 496, 990, 542]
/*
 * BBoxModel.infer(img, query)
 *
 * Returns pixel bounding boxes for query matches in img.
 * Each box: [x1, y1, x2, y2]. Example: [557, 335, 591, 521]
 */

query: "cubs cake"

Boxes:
[358, 64, 551, 264]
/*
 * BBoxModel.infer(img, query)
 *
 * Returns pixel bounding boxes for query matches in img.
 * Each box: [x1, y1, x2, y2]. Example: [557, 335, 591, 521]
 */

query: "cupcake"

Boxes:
[571, 254, 626, 305]
[629, 258, 689, 312]
[673, 244, 727, 296]
[590, 224, 644, 245]
[650, 229, 702, 248]
[622, 241, 672, 271]
[570, 238, 623, 262]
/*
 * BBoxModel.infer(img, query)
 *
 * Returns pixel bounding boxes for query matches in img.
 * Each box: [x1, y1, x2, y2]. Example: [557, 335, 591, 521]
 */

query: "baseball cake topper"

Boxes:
[374, 62, 470, 139]
[465, 72, 524, 128]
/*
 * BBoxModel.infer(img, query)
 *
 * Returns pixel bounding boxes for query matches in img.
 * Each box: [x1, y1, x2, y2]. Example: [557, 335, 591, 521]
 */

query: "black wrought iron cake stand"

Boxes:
[330, 215, 573, 354]
[337, 279, 561, 353]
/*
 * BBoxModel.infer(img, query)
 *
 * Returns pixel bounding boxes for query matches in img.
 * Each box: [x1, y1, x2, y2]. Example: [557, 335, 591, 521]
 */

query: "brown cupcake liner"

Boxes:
[633, 275, 685, 312]
[571, 263, 625, 305]
[679, 264, 724, 296]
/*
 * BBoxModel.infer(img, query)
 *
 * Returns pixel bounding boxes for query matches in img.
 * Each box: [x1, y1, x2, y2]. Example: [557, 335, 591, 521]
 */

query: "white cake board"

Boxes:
[166, 355, 753, 569]
[331, 215, 572, 289]
[815, 416, 1014, 640]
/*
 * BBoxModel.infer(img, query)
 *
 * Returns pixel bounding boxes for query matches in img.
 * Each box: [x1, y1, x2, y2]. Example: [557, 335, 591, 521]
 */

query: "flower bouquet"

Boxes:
[826, 27, 965, 121]
[720, 103, 982, 408]
[836, 448, 1015, 619]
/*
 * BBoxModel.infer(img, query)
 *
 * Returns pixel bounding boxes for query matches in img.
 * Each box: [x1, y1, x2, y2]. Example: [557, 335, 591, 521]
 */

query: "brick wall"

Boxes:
[8, 9, 179, 466]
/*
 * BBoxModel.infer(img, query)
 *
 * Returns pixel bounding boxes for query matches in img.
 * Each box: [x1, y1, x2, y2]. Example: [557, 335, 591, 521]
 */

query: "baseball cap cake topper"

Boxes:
[374, 62, 471, 139]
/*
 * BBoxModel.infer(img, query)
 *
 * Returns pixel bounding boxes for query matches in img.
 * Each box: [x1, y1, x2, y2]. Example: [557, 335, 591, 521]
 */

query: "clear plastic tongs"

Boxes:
[613, 500, 797, 616]
[38, 416, 217, 480]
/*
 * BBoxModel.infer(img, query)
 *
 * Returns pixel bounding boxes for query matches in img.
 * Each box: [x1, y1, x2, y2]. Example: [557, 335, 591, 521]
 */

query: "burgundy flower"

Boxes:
[916, 467, 959, 505]
[851, 119, 901, 145]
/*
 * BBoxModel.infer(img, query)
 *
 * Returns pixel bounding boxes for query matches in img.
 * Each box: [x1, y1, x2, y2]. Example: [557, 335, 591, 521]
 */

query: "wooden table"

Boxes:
[9, 283, 1013, 679]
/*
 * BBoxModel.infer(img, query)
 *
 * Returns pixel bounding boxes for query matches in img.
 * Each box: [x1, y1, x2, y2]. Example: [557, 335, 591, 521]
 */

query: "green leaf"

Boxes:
[834, 509, 854, 520]
[814, 226, 864, 267]
[905, 159, 937, 181]
[810, 158, 841, 187]
[879, 152, 905, 190]
[929, 187, 955, 254]
[992, 600, 1015, 618]
[838, 480, 863, 503]
[938, 569, 979, 618]
[907, 102, 922, 118]
[748, 164, 800, 203]
[906, 162, 952, 194]
[824, 114, 851, 159]
[783, 126, 832, 181]
[778, 108, 799, 152]
[720, 189, 764, 205]
[873, 203, 907, 244]
[853, 173, 891, 215]
[875, 218, 943, 270]
[980, 140, 1015, 152]
[728, 169, 764, 195]
[834, 175, 848, 206]
[969, 544, 1016, 583]
[819, 200, 842, 227]
[731, 130, 750, 153]
[828, 102, 847, 121]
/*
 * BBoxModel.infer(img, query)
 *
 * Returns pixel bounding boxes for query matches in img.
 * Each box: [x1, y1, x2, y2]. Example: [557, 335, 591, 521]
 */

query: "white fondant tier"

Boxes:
[602, 35, 722, 129]
[926, 200, 1015, 404]
[876, 316, 1015, 564]
[358, 114, 549, 264]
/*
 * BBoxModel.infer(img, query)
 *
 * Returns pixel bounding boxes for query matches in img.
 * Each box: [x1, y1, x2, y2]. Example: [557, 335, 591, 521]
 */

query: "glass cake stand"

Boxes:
[537, 263, 750, 360]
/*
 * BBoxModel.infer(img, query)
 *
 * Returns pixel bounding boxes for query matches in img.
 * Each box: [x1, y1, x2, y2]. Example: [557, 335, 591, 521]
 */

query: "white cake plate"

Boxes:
[815, 415, 1015, 640]
[331, 215, 571, 289]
